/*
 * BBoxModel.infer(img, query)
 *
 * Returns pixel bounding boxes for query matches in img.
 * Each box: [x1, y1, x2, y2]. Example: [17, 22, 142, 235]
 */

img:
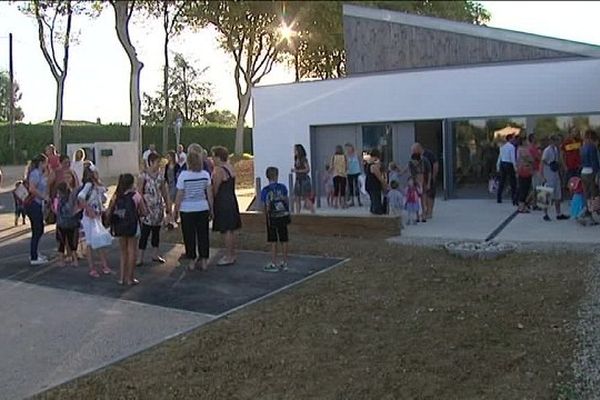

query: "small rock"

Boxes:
[517, 323, 524, 329]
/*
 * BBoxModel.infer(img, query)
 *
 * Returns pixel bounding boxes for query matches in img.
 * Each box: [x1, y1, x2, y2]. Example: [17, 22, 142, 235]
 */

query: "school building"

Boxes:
[252, 4, 600, 199]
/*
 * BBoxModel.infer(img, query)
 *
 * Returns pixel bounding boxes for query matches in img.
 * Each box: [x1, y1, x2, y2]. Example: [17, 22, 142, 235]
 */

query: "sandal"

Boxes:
[89, 269, 100, 278]
[128, 278, 140, 286]
[217, 257, 235, 266]
[101, 265, 113, 275]
[152, 256, 166, 264]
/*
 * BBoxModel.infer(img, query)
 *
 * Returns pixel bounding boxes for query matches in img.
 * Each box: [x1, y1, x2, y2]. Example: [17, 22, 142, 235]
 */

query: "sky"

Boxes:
[1, 1, 600, 126]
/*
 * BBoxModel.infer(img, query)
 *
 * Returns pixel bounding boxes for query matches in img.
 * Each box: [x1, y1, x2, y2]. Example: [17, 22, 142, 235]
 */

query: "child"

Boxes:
[388, 162, 403, 188]
[404, 176, 423, 225]
[54, 180, 80, 267]
[12, 180, 27, 226]
[386, 180, 404, 217]
[137, 153, 171, 266]
[109, 173, 146, 286]
[260, 167, 291, 272]
[323, 164, 334, 207]
[568, 176, 585, 220]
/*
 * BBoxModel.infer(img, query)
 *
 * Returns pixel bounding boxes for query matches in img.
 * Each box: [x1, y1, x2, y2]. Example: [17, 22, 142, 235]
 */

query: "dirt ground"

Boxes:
[37, 231, 586, 400]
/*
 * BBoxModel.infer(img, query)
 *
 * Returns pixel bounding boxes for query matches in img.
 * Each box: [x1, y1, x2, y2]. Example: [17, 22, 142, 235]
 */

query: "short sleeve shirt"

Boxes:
[261, 183, 288, 204]
[176, 170, 211, 212]
[28, 168, 47, 204]
[561, 139, 582, 170]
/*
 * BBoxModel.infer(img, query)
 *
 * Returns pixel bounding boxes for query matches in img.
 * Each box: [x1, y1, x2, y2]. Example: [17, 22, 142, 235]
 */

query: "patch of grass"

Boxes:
[37, 231, 587, 400]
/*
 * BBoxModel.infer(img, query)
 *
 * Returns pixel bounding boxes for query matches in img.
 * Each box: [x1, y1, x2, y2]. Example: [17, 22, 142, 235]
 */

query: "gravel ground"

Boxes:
[572, 249, 600, 399]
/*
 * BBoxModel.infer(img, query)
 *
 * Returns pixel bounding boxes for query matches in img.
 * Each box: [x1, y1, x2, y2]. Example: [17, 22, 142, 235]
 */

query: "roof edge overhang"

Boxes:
[342, 4, 600, 58]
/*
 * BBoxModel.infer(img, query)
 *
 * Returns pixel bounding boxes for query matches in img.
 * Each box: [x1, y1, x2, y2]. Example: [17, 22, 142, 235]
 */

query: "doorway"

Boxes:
[415, 120, 443, 182]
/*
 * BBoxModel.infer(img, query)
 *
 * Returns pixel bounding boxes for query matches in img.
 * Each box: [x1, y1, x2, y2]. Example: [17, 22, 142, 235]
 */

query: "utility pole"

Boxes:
[8, 33, 16, 164]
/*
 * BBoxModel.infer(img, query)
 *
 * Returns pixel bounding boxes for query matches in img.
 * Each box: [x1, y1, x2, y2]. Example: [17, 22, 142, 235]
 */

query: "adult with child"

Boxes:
[211, 146, 242, 266]
[541, 135, 569, 221]
[330, 145, 348, 209]
[292, 144, 315, 213]
[109, 173, 146, 286]
[580, 129, 599, 216]
[365, 149, 387, 215]
[496, 134, 518, 205]
[137, 152, 171, 266]
[516, 135, 534, 213]
[174, 151, 213, 271]
[25, 153, 50, 265]
[261, 166, 290, 272]
[78, 163, 113, 277]
[345, 143, 362, 207]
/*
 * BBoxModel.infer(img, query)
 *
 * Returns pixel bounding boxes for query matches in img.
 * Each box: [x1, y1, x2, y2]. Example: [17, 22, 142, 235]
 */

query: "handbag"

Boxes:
[88, 218, 113, 250]
[44, 203, 57, 225]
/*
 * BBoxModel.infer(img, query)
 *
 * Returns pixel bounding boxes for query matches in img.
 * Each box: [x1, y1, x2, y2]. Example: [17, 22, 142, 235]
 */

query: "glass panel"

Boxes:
[362, 124, 393, 165]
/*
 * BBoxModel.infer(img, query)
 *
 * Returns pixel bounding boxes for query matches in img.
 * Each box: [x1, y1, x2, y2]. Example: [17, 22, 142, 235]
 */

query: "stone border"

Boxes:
[444, 240, 517, 260]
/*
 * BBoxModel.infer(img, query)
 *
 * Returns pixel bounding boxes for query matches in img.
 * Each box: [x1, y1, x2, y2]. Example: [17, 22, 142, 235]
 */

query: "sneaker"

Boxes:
[37, 254, 49, 262]
[30, 258, 48, 266]
[543, 215, 551, 221]
[263, 263, 280, 273]
[557, 214, 569, 220]
[279, 261, 288, 271]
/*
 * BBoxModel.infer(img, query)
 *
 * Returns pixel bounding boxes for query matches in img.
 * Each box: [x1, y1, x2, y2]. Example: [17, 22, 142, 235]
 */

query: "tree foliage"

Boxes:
[204, 109, 236, 126]
[283, 1, 491, 80]
[0, 71, 25, 122]
[183, 1, 288, 154]
[142, 53, 214, 126]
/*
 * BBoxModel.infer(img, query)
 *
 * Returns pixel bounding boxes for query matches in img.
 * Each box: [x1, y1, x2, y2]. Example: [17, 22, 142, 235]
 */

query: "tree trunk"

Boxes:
[235, 89, 251, 155]
[161, 3, 169, 153]
[53, 76, 65, 151]
[112, 2, 144, 157]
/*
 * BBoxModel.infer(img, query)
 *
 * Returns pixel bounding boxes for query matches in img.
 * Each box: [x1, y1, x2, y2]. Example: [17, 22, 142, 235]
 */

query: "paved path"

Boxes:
[0, 233, 342, 399]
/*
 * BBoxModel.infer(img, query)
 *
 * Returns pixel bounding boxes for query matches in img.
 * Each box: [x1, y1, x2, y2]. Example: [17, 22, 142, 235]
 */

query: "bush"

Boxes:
[0, 123, 253, 164]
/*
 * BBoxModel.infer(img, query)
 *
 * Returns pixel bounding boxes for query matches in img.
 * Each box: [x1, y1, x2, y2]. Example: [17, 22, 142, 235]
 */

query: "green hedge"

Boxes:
[0, 123, 253, 164]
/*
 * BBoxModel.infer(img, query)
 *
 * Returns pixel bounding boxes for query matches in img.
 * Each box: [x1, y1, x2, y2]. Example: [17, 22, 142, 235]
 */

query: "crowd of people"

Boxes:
[494, 127, 600, 223]
[13, 142, 247, 285]
[302, 142, 439, 224]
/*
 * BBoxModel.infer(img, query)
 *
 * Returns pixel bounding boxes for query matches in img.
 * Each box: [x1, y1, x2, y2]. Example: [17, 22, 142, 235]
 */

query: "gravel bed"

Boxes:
[572, 250, 600, 399]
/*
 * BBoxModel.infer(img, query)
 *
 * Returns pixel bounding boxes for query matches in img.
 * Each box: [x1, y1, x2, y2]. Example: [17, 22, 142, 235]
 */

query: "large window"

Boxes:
[362, 124, 393, 165]
[450, 114, 600, 196]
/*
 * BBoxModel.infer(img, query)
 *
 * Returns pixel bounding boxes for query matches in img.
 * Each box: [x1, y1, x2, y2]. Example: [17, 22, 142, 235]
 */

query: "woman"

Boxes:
[78, 163, 112, 277]
[330, 145, 348, 209]
[292, 144, 315, 213]
[580, 129, 600, 214]
[25, 153, 50, 265]
[164, 150, 181, 205]
[516, 136, 534, 213]
[71, 148, 86, 184]
[345, 143, 362, 207]
[365, 149, 386, 215]
[211, 146, 242, 265]
[174, 151, 213, 271]
[137, 152, 171, 265]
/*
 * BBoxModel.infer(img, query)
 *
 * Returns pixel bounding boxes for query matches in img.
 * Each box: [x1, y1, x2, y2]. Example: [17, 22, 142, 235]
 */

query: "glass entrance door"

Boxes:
[362, 124, 393, 165]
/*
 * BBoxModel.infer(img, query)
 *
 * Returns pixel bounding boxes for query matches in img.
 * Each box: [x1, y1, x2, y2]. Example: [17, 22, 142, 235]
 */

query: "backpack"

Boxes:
[56, 193, 80, 229]
[110, 192, 138, 237]
[267, 187, 290, 223]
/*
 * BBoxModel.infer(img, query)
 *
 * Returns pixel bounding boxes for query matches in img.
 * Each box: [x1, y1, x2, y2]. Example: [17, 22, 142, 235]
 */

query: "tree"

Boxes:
[142, 53, 214, 126]
[204, 109, 236, 126]
[0, 71, 25, 122]
[184, 1, 287, 154]
[284, 1, 490, 80]
[138, 0, 186, 152]
[110, 0, 143, 157]
[20, 0, 76, 151]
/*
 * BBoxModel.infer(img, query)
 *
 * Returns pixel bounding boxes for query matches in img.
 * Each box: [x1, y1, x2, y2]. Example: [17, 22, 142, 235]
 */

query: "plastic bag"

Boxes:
[88, 218, 113, 250]
[536, 185, 553, 209]
[358, 174, 368, 196]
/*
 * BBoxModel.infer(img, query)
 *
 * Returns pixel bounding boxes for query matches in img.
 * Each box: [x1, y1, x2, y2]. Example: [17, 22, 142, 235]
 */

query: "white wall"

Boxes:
[252, 58, 600, 189]
[67, 142, 140, 178]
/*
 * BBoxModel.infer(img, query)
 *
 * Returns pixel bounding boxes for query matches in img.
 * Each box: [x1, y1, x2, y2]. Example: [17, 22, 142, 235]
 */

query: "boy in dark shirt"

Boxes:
[260, 167, 290, 272]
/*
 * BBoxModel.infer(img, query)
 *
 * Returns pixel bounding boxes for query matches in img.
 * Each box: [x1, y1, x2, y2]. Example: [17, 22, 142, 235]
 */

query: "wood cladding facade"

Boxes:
[344, 16, 581, 75]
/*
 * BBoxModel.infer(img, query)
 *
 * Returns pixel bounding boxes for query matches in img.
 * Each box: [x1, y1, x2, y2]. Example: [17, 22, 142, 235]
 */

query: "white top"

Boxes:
[78, 182, 107, 215]
[499, 142, 517, 165]
[71, 160, 85, 183]
[177, 151, 187, 167]
[176, 170, 211, 212]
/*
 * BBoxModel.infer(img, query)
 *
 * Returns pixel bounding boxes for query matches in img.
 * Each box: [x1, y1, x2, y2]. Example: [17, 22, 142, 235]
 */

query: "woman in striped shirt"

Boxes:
[174, 151, 214, 271]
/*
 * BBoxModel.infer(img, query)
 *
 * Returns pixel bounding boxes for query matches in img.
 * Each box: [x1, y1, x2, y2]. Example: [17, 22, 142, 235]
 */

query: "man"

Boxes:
[421, 145, 439, 219]
[142, 144, 157, 167]
[496, 134, 517, 205]
[176, 144, 187, 168]
[541, 135, 569, 221]
[45, 144, 60, 172]
[561, 127, 582, 183]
